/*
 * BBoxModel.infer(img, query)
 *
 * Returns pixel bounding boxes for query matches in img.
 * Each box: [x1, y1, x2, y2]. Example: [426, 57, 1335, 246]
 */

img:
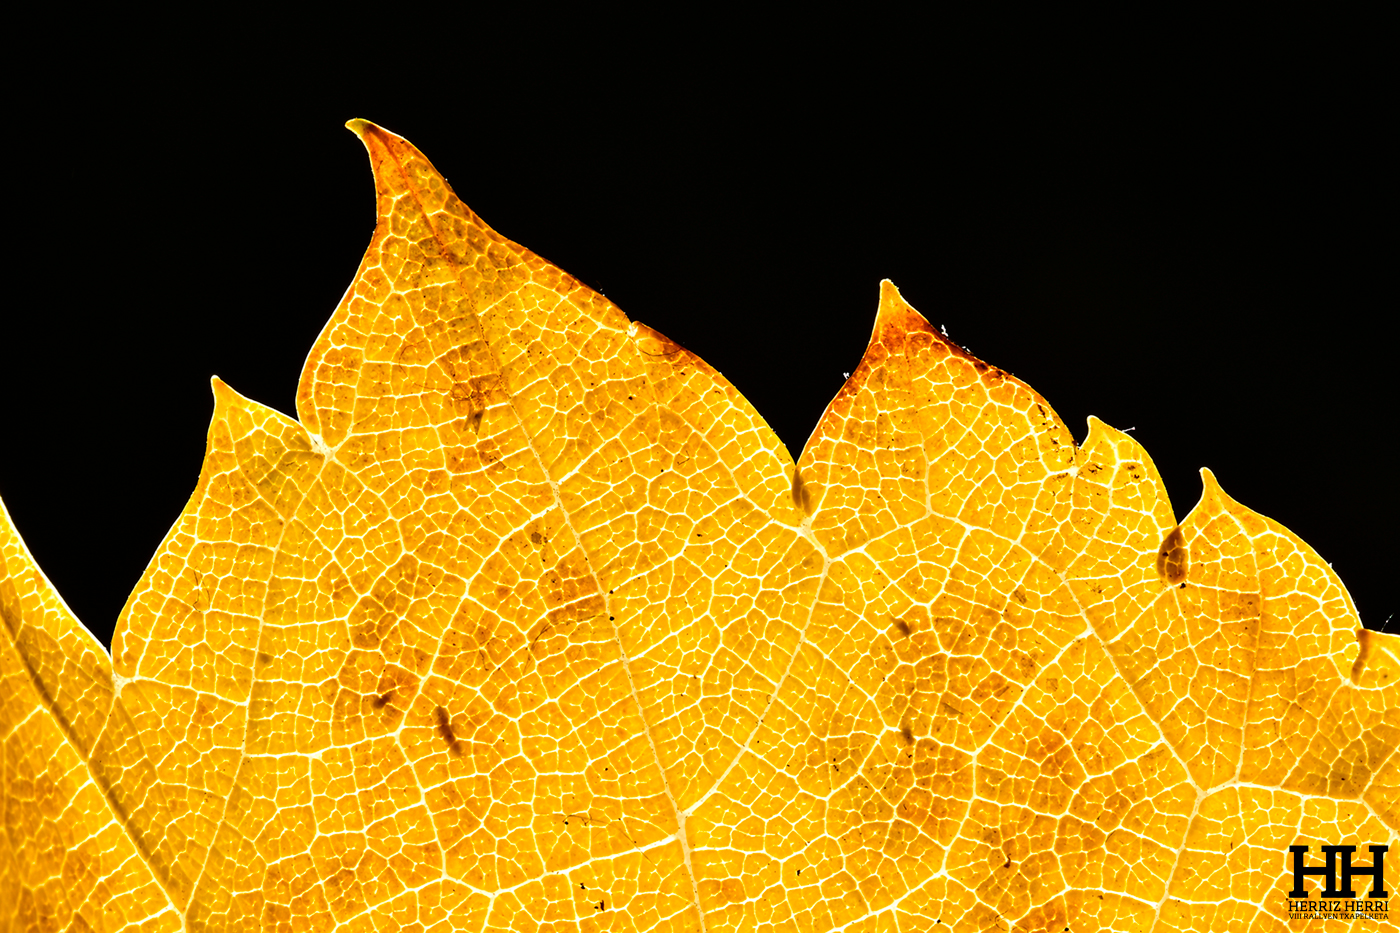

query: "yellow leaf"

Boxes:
[2, 121, 1396, 933]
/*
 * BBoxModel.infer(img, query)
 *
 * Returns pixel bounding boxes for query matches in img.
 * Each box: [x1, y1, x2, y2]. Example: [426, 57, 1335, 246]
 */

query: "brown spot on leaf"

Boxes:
[792, 467, 814, 516]
[1156, 525, 1189, 586]
[1352, 627, 1374, 684]
[435, 706, 463, 756]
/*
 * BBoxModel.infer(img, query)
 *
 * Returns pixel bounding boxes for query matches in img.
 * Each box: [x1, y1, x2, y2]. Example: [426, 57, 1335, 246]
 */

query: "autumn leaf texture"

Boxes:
[1, 121, 1395, 933]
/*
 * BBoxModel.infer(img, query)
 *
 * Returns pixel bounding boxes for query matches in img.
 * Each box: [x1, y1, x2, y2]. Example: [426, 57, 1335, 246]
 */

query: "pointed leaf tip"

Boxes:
[209, 376, 241, 419]
[1199, 466, 1222, 496]
[344, 118, 378, 138]
[1195, 466, 1237, 514]
[870, 278, 933, 349]
[1083, 414, 1108, 446]
[876, 278, 913, 324]
[1083, 415, 1140, 448]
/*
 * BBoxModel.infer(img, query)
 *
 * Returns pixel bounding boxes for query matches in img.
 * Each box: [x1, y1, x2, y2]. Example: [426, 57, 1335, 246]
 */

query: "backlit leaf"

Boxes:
[2, 121, 1395, 933]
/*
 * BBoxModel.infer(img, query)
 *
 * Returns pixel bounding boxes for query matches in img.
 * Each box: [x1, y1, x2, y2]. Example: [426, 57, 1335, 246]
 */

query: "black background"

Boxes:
[2, 36, 1393, 648]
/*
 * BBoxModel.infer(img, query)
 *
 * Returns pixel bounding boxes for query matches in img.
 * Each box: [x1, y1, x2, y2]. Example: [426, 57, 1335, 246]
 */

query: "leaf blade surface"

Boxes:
[1, 121, 1395, 933]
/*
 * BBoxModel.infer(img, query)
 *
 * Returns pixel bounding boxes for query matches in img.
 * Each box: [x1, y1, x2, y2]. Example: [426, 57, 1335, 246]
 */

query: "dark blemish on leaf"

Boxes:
[893, 618, 911, 638]
[901, 724, 914, 744]
[1156, 525, 1189, 586]
[257, 652, 272, 665]
[791, 467, 814, 516]
[1352, 628, 1374, 684]
[528, 620, 555, 655]
[435, 706, 463, 756]
[372, 691, 393, 709]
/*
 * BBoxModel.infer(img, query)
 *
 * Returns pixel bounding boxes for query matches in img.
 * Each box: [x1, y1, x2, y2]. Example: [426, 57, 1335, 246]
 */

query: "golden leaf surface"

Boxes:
[2, 121, 1396, 933]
